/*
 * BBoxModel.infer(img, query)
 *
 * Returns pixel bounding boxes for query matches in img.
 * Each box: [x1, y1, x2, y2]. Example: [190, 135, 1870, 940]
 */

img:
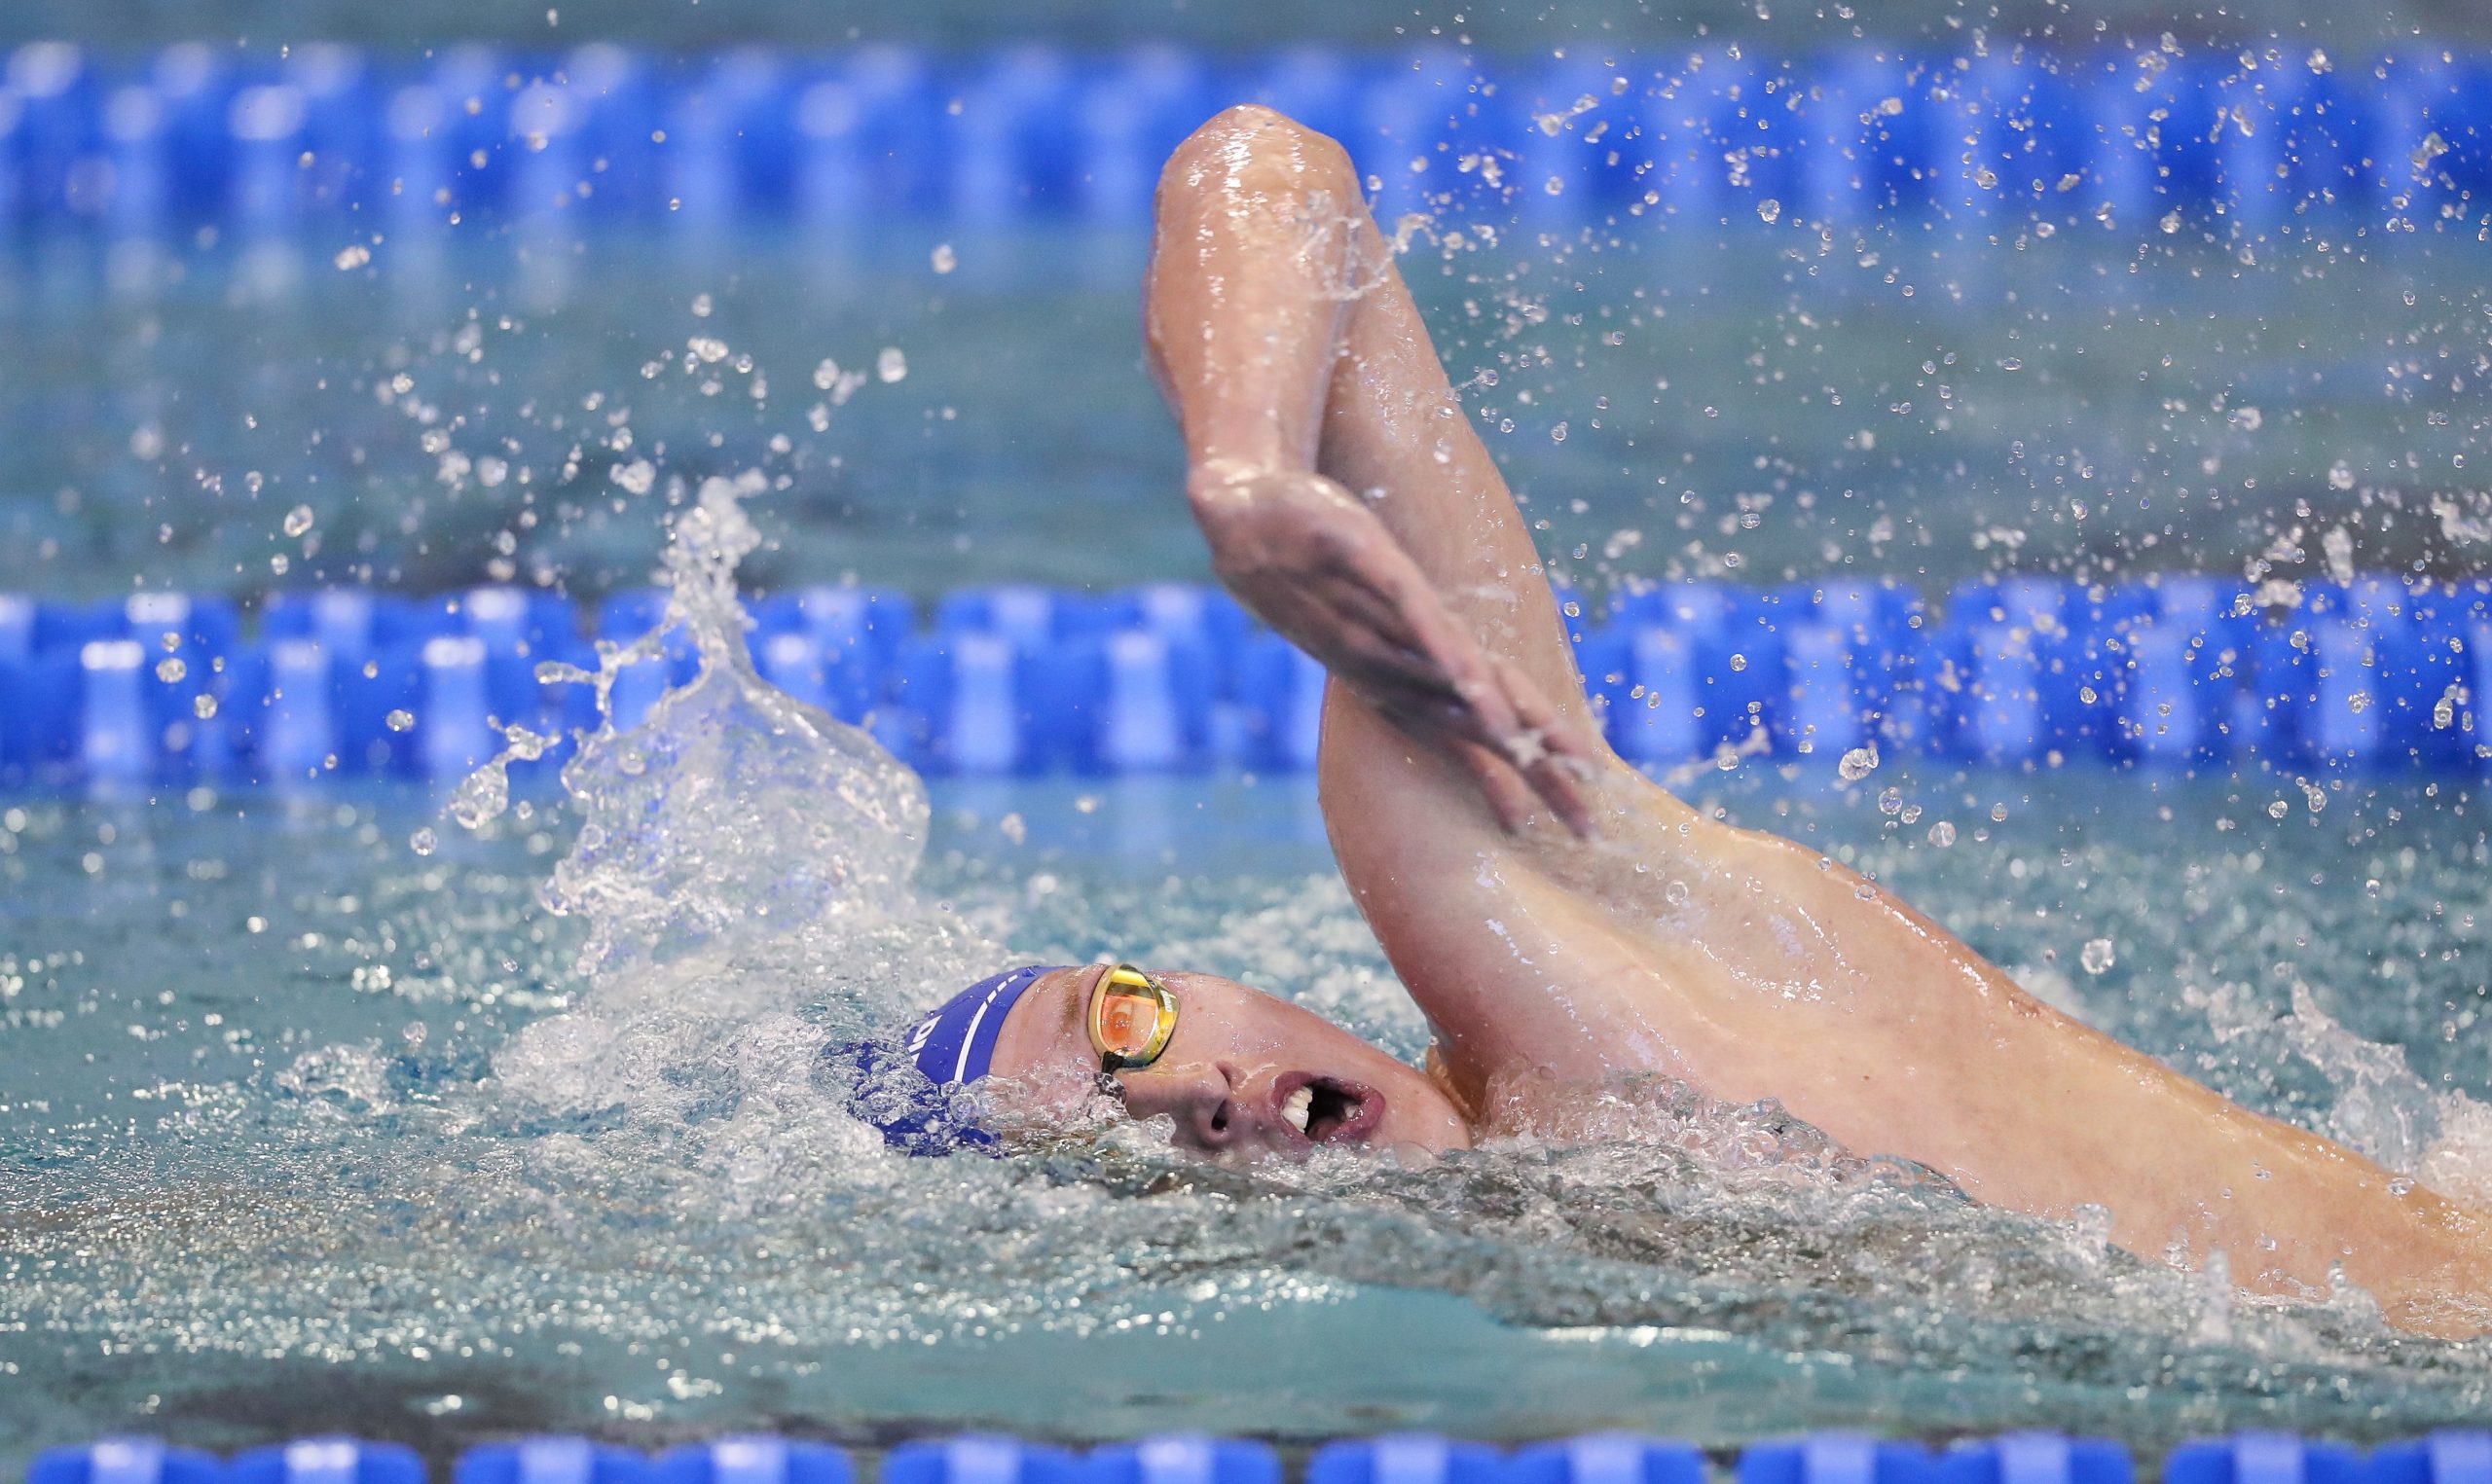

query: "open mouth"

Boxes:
[1274, 1073, 1382, 1146]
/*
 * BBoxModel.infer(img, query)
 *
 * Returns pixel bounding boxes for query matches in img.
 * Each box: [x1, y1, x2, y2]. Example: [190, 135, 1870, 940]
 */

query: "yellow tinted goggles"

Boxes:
[1087, 963, 1179, 1071]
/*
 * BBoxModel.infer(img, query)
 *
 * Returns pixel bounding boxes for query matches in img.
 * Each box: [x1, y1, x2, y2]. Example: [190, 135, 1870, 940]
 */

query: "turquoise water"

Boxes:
[5, 222, 2486, 605]
[7, 747, 2492, 1472]
[6, 18, 2492, 1469]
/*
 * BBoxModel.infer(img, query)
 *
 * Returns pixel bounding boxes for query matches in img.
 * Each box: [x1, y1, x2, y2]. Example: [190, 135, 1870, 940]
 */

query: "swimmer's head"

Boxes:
[846, 963, 1471, 1162]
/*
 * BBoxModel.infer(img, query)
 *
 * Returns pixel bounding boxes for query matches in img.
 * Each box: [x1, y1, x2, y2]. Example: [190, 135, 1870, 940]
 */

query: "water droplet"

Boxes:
[931, 243, 956, 273]
[283, 503, 315, 537]
[192, 693, 218, 720]
[2080, 937, 2116, 975]
[876, 346, 907, 383]
[386, 709, 415, 733]
[1756, 198, 1781, 224]
[155, 657, 186, 683]
[410, 827, 437, 856]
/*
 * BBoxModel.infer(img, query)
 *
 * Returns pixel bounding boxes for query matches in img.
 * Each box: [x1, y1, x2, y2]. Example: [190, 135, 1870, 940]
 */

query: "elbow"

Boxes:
[1156, 104, 1361, 212]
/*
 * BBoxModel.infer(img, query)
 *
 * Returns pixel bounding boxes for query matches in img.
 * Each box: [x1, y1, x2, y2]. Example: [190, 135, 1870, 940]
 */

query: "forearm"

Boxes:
[1146, 105, 1365, 477]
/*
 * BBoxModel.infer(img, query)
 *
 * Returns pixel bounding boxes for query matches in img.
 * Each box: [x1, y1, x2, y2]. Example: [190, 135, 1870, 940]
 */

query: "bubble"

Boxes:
[283, 504, 315, 537]
[931, 243, 956, 274]
[155, 657, 186, 683]
[386, 709, 415, 733]
[1665, 880, 1691, 907]
[1756, 199, 1781, 224]
[876, 347, 907, 383]
[2268, 799, 2290, 819]
[2159, 209, 2183, 234]
[1928, 820, 1957, 847]
[1991, 803, 2010, 822]
[333, 243, 371, 271]
[2080, 938, 2116, 975]
[192, 693, 217, 720]
[409, 827, 437, 856]
[1878, 786, 1903, 814]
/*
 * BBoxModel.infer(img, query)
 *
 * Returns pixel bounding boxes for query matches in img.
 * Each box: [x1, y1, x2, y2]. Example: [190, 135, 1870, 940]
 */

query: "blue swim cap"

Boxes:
[838, 964, 1065, 1154]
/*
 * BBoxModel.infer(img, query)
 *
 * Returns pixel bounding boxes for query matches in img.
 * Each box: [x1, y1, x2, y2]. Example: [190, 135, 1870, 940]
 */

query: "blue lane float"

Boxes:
[455, 1443, 653, 1484]
[649, 1441, 853, 1484]
[881, 1438, 1082, 1484]
[2161, 1434, 2364, 1484]
[25, 1432, 2492, 1484]
[2, 575, 2490, 789]
[1, 42, 2488, 237]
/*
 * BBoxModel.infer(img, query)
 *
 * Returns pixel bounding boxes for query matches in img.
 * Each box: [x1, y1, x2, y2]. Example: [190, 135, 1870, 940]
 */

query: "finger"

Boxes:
[1519, 741, 1597, 840]
[1490, 662, 1600, 839]
[1494, 657, 1602, 764]
[1448, 736, 1535, 835]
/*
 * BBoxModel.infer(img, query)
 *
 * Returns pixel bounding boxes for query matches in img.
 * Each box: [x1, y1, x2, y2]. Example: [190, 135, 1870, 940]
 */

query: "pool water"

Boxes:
[5, 217, 2486, 607]
[7, 483, 2492, 1474]
[8, 26, 2492, 1475]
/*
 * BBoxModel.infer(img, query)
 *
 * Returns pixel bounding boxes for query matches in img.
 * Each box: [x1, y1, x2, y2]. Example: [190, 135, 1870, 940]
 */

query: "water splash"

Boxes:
[449, 465, 993, 1173]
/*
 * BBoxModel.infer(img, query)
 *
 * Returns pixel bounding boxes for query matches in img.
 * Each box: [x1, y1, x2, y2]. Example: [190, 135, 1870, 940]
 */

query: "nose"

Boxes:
[1134, 1060, 1250, 1152]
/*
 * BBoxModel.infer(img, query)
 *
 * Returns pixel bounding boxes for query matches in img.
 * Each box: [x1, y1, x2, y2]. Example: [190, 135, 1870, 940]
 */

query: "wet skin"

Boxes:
[973, 103, 2492, 1335]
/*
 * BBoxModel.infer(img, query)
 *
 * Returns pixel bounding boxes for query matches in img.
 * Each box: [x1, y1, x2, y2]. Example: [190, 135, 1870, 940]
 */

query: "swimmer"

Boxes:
[847, 105, 2492, 1336]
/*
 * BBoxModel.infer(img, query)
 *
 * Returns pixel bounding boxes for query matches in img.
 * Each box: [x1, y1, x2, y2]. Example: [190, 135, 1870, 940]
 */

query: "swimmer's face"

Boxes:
[982, 964, 1471, 1163]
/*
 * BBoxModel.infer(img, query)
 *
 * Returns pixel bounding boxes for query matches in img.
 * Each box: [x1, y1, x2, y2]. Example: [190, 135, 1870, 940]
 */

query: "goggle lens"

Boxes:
[1090, 966, 1178, 1069]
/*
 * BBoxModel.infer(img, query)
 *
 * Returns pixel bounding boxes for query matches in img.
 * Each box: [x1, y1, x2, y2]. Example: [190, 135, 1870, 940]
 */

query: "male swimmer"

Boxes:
[843, 106, 2492, 1336]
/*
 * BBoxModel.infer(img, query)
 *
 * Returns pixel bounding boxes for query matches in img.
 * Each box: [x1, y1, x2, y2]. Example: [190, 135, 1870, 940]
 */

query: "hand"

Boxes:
[1190, 459, 1599, 838]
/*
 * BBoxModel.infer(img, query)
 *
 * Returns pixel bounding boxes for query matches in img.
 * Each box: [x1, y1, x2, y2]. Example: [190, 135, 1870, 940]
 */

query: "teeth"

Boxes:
[1282, 1085, 1313, 1134]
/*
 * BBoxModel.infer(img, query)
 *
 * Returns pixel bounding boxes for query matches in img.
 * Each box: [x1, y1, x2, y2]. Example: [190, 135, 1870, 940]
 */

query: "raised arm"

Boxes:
[1146, 105, 1598, 837]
